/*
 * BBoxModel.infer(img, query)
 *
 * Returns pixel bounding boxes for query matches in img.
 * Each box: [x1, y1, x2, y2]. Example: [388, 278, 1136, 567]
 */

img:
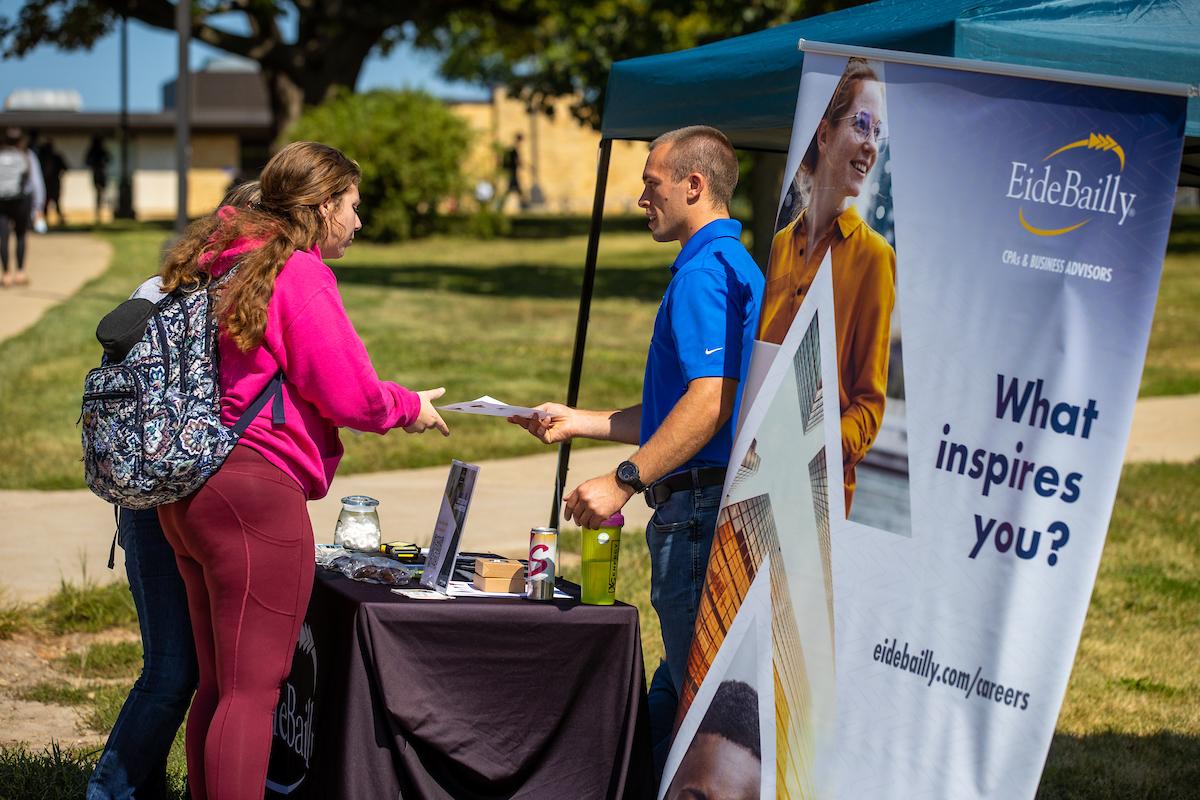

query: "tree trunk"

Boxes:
[748, 151, 787, 271]
[262, 34, 376, 144]
[263, 69, 307, 143]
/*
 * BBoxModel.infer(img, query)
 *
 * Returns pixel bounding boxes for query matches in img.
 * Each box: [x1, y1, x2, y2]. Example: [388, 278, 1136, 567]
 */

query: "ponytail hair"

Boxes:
[160, 142, 360, 351]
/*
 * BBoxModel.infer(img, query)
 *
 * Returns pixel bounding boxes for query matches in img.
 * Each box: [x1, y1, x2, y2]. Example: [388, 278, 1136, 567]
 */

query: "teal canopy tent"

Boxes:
[602, 0, 1200, 151]
[549, 0, 1199, 525]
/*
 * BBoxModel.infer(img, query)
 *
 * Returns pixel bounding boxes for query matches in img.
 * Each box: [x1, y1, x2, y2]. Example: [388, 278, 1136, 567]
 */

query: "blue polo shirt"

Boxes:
[640, 218, 764, 472]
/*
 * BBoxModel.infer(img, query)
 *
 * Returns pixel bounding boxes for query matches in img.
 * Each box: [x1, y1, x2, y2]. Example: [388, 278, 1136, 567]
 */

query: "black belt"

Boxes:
[645, 467, 727, 509]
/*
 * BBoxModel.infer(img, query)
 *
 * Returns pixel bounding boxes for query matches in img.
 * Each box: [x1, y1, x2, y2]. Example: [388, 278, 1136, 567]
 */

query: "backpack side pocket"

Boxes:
[81, 365, 146, 507]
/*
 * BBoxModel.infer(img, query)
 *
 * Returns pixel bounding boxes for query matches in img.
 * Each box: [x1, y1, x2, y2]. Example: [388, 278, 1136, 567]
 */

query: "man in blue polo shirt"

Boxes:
[511, 125, 763, 770]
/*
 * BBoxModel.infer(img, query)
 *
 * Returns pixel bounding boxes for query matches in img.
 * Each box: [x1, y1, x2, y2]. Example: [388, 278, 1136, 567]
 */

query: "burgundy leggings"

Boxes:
[159, 445, 314, 800]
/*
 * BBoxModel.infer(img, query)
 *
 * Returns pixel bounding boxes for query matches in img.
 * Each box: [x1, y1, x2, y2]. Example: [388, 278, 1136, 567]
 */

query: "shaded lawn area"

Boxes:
[1141, 211, 1200, 396]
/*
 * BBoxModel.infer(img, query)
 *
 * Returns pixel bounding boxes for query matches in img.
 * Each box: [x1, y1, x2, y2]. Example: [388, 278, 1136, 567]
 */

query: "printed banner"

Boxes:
[661, 50, 1187, 799]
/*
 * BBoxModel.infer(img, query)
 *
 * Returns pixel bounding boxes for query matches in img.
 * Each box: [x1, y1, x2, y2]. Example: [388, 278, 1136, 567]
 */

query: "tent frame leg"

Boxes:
[550, 138, 613, 529]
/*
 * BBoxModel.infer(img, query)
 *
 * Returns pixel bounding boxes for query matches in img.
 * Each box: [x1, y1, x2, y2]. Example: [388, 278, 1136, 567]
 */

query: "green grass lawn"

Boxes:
[1037, 461, 1200, 799]
[0, 577, 184, 799]
[1142, 212, 1200, 396]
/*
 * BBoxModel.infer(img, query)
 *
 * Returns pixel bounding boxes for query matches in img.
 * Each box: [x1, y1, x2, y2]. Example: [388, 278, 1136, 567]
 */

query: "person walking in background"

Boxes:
[0, 127, 45, 287]
[499, 132, 524, 210]
[85, 181, 263, 800]
[85, 134, 110, 224]
[155, 142, 448, 799]
[510, 126, 763, 777]
[37, 138, 68, 226]
[757, 58, 895, 513]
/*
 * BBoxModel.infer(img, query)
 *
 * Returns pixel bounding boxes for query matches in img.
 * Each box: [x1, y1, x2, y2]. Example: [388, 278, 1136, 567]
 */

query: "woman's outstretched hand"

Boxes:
[405, 387, 450, 436]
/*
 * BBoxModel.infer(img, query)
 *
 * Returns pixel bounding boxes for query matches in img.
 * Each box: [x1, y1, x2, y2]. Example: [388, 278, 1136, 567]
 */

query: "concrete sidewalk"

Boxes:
[1123, 394, 1200, 463]
[0, 444, 649, 602]
[0, 232, 112, 341]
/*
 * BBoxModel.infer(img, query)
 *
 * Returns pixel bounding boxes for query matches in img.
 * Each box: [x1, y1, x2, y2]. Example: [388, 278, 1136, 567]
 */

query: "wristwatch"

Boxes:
[615, 460, 647, 493]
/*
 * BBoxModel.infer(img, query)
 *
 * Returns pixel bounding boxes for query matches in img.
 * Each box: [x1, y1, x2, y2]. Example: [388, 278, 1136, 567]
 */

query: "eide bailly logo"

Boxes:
[266, 622, 318, 795]
[1006, 133, 1135, 236]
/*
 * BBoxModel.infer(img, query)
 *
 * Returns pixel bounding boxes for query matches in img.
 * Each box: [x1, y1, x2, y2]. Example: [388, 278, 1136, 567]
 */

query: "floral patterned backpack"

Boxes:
[80, 271, 284, 520]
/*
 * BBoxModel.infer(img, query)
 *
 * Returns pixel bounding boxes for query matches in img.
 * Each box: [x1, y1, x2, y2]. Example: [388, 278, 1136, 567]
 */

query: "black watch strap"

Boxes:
[616, 460, 647, 493]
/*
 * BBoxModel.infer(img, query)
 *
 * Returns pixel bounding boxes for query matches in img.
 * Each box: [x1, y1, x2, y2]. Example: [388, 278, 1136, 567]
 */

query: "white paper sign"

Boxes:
[438, 395, 550, 420]
[391, 588, 455, 601]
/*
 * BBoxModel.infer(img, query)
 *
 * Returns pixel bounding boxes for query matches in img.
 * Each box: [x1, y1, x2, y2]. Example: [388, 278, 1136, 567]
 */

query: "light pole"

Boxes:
[114, 15, 135, 219]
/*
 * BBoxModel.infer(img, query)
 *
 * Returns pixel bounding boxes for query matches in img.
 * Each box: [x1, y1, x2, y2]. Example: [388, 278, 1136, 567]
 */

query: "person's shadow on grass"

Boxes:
[1038, 730, 1200, 799]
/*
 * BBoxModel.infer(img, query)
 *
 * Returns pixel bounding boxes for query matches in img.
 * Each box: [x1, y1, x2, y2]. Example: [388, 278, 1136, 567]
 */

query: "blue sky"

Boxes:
[0, 2, 489, 112]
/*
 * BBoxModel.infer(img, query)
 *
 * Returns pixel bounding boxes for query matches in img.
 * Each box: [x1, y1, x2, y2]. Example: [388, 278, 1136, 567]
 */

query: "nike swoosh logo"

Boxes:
[705, 347, 724, 355]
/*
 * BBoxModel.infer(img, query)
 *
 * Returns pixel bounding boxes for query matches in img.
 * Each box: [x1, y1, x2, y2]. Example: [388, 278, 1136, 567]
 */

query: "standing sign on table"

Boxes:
[660, 42, 1189, 799]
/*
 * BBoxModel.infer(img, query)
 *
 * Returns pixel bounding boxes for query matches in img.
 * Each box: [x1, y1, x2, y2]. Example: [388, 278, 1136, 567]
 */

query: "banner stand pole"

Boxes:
[797, 38, 1195, 98]
[550, 138, 613, 529]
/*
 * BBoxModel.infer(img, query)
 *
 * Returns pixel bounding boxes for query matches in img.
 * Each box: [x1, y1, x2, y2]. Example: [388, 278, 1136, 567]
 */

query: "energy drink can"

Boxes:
[526, 527, 558, 600]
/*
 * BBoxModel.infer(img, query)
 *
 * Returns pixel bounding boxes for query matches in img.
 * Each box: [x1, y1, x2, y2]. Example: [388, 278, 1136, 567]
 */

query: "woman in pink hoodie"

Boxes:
[156, 141, 448, 799]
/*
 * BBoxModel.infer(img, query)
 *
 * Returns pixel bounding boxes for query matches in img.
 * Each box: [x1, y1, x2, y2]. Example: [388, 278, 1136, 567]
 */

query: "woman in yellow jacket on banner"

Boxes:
[758, 58, 896, 513]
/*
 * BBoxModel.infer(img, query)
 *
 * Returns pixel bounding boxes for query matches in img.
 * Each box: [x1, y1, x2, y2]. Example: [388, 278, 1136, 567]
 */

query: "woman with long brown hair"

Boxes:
[87, 180, 264, 800]
[156, 141, 448, 799]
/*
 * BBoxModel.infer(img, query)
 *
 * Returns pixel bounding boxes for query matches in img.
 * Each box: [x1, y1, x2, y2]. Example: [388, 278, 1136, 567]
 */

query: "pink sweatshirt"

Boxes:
[208, 238, 420, 499]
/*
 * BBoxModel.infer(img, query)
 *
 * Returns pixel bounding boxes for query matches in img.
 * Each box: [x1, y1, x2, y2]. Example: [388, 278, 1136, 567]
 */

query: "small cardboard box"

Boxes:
[472, 558, 525, 593]
[472, 573, 525, 593]
[474, 558, 523, 579]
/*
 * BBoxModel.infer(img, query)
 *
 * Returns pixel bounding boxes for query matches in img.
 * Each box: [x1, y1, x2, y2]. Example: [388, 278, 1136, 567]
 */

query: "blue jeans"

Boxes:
[645, 480, 722, 778]
[87, 508, 197, 800]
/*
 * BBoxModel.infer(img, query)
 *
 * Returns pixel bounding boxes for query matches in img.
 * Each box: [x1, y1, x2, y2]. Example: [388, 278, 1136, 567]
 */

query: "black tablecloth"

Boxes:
[266, 570, 654, 799]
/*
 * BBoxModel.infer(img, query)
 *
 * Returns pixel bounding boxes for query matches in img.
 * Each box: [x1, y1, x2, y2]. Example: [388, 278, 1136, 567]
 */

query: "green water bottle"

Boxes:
[580, 513, 623, 605]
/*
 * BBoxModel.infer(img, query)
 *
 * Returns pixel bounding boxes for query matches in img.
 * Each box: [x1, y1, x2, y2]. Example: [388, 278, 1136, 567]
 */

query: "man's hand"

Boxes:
[563, 472, 635, 529]
[507, 402, 581, 445]
[404, 387, 450, 436]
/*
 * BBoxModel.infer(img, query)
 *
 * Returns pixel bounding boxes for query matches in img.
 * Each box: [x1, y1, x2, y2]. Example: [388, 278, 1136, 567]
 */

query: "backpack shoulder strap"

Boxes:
[230, 371, 286, 435]
[107, 505, 119, 570]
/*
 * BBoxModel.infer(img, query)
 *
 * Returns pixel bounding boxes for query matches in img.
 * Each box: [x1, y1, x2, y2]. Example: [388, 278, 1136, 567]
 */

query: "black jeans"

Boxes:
[0, 194, 30, 273]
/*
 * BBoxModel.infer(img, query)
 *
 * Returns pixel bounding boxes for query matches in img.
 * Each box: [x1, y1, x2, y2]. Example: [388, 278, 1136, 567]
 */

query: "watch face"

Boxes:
[617, 461, 639, 485]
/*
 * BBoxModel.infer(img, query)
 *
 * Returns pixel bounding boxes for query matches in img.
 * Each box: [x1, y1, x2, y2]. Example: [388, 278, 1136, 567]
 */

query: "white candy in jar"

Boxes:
[335, 517, 380, 550]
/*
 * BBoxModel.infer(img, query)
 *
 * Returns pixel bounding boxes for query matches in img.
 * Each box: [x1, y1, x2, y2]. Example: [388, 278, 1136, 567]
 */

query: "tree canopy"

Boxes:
[287, 89, 471, 241]
[0, 0, 537, 137]
[427, 0, 867, 128]
[2, 0, 864, 136]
